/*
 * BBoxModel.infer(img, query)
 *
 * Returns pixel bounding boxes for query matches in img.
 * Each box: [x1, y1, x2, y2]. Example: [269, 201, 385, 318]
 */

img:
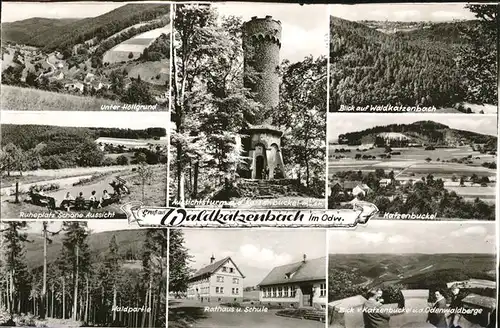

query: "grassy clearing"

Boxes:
[1, 84, 115, 111]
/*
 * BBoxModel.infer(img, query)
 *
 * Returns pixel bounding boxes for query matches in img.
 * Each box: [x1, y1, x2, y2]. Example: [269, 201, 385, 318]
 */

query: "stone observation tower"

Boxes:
[242, 16, 286, 180]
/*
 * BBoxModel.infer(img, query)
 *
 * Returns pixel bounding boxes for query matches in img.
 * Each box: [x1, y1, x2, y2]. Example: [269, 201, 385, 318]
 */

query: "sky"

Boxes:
[330, 3, 477, 22]
[328, 113, 498, 142]
[182, 229, 325, 271]
[1, 2, 127, 22]
[329, 221, 496, 254]
[1, 111, 170, 130]
[215, 3, 329, 63]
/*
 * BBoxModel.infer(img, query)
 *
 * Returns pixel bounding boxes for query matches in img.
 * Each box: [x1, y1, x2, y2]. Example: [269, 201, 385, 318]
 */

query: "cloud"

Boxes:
[239, 244, 293, 268]
[393, 10, 422, 21]
[387, 235, 412, 244]
[451, 225, 488, 237]
[358, 232, 386, 244]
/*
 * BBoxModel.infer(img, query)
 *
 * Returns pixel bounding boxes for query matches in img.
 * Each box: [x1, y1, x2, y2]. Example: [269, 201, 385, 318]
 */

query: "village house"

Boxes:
[187, 255, 245, 303]
[64, 81, 84, 92]
[330, 181, 361, 195]
[258, 255, 326, 308]
[54, 72, 65, 80]
[379, 178, 392, 187]
[352, 183, 371, 197]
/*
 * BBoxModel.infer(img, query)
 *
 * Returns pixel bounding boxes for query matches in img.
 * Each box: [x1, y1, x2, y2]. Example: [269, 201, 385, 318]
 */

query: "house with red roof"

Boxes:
[258, 255, 326, 308]
[187, 255, 245, 303]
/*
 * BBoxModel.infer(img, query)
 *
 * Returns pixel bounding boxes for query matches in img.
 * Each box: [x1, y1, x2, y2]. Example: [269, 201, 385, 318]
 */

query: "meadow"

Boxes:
[103, 26, 169, 64]
[329, 146, 496, 178]
[1, 84, 115, 111]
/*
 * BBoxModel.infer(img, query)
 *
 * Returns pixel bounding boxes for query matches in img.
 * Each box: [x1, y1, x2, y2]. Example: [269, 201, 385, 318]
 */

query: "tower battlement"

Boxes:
[243, 16, 282, 47]
[242, 15, 282, 112]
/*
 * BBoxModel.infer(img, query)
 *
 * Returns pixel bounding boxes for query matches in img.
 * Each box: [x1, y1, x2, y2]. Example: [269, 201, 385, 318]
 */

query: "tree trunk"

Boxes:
[141, 290, 148, 328]
[62, 278, 66, 319]
[85, 277, 89, 323]
[179, 172, 185, 206]
[51, 285, 54, 318]
[193, 161, 199, 198]
[72, 245, 79, 321]
[148, 278, 153, 327]
[41, 222, 48, 319]
[112, 284, 117, 321]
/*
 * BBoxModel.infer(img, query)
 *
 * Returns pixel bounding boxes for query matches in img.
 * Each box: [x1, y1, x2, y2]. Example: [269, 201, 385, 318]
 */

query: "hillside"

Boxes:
[25, 229, 148, 270]
[1, 4, 171, 52]
[1, 18, 80, 46]
[329, 253, 496, 290]
[338, 120, 497, 147]
[329, 15, 497, 110]
[1, 124, 167, 150]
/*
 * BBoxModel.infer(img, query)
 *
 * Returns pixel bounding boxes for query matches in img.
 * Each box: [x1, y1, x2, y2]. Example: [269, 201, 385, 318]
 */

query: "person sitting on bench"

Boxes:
[101, 189, 112, 207]
[75, 192, 85, 210]
[89, 190, 99, 209]
[60, 192, 75, 211]
[36, 188, 56, 209]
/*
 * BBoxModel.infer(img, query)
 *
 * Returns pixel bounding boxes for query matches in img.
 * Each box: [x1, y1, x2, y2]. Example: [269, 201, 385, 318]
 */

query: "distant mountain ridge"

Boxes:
[338, 120, 497, 146]
[25, 229, 148, 270]
[329, 253, 496, 290]
[1, 3, 171, 52]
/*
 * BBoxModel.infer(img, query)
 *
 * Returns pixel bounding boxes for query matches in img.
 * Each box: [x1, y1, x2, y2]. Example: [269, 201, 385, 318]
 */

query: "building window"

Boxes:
[222, 266, 227, 272]
[217, 276, 224, 282]
[230, 268, 234, 273]
[216, 287, 220, 293]
[291, 288, 296, 297]
[320, 284, 326, 297]
[232, 288, 235, 294]
[220, 287, 224, 293]
[283, 287, 289, 297]
[236, 288, 239, 294]
[272, 287, 276, 297]
[233, 278, 239, 284]
[278, 286, 282, 297]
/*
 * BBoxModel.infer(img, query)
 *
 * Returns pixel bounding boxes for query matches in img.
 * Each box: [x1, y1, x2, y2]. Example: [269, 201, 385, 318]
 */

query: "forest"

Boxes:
[0, 125, 167, 171]
[329, 5, 497, 111]
[329, 171, 496, 220]
[337, 121, 498, 147]
[0, 222, 191, 327]
[1, 4, 171, 53]
[170, 4, 326, 203]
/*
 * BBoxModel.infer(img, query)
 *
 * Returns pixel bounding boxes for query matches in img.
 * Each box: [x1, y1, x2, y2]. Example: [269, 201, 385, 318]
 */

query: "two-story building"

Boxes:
[258, 255, 326, 308]
[187, 255, 245, 303]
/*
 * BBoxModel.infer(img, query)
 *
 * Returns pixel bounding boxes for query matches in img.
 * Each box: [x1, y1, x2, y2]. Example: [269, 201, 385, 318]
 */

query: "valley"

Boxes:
[1, 3, 171, 111]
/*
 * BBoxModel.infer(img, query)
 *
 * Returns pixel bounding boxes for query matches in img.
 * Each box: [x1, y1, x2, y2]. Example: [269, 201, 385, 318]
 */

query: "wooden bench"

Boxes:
[29, 192, 56, 209]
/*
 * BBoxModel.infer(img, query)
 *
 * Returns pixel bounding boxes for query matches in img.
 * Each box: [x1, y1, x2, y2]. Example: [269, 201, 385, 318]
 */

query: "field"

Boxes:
[96, 136, 168, 147]
[103, 26, 169, 64]
[126, 59, 170, 86]
[329, 146, 496, 177]
[1, 84, 115, 111]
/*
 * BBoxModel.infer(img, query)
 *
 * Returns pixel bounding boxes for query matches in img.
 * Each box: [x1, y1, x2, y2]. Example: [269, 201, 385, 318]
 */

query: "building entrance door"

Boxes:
[256, 156, 264, 179]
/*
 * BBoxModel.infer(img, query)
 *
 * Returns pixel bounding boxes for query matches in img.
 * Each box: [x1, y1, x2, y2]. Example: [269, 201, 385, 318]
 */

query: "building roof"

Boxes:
[189, 257, 245, 281]
[259, 256, 326, 286]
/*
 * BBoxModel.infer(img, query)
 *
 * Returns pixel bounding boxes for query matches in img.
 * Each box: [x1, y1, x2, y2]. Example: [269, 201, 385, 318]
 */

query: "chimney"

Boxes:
[303, 254, 307, 263]
[210, 254, 215, 264]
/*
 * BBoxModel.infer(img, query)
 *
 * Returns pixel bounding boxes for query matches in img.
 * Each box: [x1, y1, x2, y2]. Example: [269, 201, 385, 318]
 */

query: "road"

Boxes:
[169, 299, 323, 328]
